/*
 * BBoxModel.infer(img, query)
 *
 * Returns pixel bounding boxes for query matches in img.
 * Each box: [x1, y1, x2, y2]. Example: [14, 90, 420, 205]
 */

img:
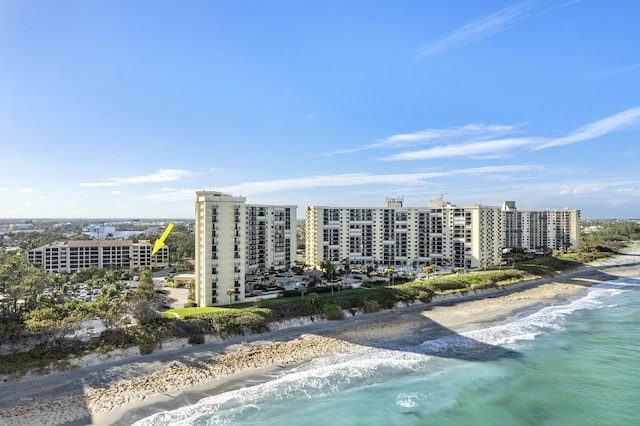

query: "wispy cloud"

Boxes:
[80, 169, 192, 187]
[221, 165, 541, 195]
[329, 123, 519, 155]
[382, 106, 640, 161]
[416, 1, 533, 59]
[535, 107, 640, 150]
[582, 63, 640, 80]
[383, 137, 540, 161]
[19, 188, 36, 193]
[139, 165, 541, 202]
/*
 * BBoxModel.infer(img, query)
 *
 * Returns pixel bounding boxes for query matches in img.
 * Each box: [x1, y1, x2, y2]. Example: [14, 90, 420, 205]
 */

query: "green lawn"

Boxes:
[165, 306, 231, 317]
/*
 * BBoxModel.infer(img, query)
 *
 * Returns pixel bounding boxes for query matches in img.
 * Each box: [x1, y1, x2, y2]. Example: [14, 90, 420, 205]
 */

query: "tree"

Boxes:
[23, 305, 84, 344]
[384, 267, 397, 285]
[422, 264, 437, 280]
[309, 292, 318, 305]
[125, 291, 161, 325]
[124, 268, 161, 325]
[319, 260, 336, 280]
[71, 266, 105, 284]
[136, 268, 155, 294]
[0, 254, 50, 314]
[298, 286, 307, 299]
[226, 288, 235, 309]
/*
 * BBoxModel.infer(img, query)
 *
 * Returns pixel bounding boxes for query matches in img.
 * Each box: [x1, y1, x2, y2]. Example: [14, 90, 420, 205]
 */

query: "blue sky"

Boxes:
[1, 0, 639, 219]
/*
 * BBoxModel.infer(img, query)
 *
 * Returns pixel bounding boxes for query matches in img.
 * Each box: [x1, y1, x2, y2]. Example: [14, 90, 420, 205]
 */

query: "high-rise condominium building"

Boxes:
[27, 240, 169, 273]
[194, 191, 297, 307]
[305, 196, 580, 271]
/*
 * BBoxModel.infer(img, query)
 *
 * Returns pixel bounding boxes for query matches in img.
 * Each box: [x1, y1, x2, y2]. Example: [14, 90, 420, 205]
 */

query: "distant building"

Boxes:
[194, 191, 296, 307]
[82, 225, 144, 240]
[305, 197, 580, 270]
[27, 240, 169, 273]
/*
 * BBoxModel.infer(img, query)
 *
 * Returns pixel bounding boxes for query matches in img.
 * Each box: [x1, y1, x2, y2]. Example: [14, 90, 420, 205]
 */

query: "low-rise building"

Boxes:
[27, 240, 169, 273]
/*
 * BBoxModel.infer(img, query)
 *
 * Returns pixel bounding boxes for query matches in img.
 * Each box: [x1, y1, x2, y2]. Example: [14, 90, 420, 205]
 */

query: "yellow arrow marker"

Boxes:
[152, 222, 174, 256]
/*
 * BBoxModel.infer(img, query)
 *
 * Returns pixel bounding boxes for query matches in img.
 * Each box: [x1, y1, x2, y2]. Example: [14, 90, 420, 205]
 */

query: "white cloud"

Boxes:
[416, 1, 532, 59]
[109, 191, 122, 195]
[560, 185, 605, 195]
[80, 169, 191, 187]
[139, 165, 541, 202]
[375, 106, 640, 161]
[330, 123, 519, 155]
[383, 137, 540, 161]
[220, 164, 541, 195]
[582, 63, 640, 80]
[535, 107, 640, 150]
[140, 188, 196, 202]
[19, 188, 36, 193]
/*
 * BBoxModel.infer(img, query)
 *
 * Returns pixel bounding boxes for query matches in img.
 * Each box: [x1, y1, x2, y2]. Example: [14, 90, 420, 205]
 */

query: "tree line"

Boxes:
[0, 251, 162, 355]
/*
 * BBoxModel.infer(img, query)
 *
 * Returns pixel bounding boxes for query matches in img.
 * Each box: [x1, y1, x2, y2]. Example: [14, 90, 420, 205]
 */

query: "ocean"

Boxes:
[134, 275, 640, 426]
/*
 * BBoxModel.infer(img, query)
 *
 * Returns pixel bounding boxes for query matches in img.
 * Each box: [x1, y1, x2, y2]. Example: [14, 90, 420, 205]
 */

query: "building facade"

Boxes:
[194, 191, 297, 307]
[305, 197, 580, 270]
[27, 240, 169, 273]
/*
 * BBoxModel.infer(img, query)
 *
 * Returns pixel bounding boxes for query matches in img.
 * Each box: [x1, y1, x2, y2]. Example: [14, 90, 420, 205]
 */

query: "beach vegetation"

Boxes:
[183, 308, 273, 336]
[0, 234, 630, 376]
[362, 300, 382, 314]
[188, 333, 205, 345]
[166, 306, 228, 317]
[322, 303, 345, 320]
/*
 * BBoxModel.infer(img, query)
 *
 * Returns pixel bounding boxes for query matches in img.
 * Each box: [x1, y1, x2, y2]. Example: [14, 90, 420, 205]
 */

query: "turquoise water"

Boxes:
[135, 276, 640, 426]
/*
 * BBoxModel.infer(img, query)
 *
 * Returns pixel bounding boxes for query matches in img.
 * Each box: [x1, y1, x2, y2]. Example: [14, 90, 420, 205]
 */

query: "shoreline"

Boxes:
[1, 249, 639, 426]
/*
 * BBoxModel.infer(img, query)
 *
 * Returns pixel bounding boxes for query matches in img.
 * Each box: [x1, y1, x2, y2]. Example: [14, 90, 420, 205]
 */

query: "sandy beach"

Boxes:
[1, 248, 639, 426]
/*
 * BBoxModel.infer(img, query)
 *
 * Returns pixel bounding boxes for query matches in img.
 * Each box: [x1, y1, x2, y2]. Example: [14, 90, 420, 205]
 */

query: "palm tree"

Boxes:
[225, 288, 235, 309]
[298, 286, 307, 299]
[309, 292, 318, 305]
[422, 264, 437, 280]
[384, 267, 397, 285]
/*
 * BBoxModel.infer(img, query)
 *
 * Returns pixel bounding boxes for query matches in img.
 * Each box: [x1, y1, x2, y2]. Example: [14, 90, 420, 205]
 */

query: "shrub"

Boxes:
[139, 342, 156, 355]
[470, 280, 497, 292]
[431, 280, 467, 292]
[188, 333, 205, 345]
[187, 308, 273, 336]
[362, 300, 381, 314]
[338, 296, 364, 312]
[99, 328, 135, 347]
[269, 300, 318, 321]
[322, 304, 345, 320]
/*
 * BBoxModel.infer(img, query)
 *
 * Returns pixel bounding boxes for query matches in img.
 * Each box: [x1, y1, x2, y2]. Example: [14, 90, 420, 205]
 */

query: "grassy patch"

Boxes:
[165, 306, 230, 317]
